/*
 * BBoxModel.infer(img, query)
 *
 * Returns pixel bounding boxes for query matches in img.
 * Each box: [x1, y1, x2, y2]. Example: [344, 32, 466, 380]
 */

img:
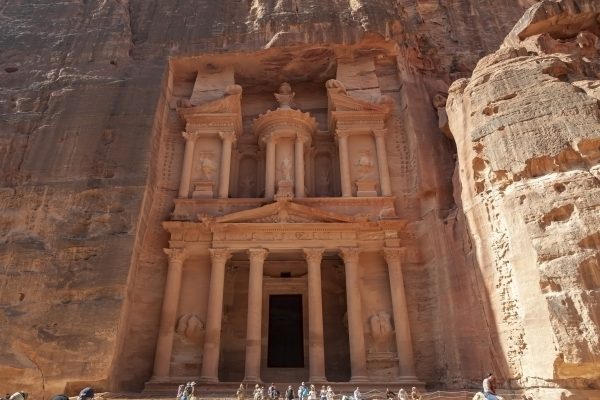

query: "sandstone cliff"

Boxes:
[447, 1, 600, 398]
[0, 0, 558, 398]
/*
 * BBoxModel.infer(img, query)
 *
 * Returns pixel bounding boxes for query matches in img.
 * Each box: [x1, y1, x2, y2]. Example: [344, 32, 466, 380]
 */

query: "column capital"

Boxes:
[295, 133, 310, 144]
[219, 130, 236, 142]
[339, 247, 360, 263]
[182, 131, 201, 141]
[335, 129, 351, 140]
[163, 247, 187, 264]
[209, 248, 232, 264]
[373, 128, 388, 138]
[247, 248, 268, 263]
[303, 248, 324, 264]
[383, 247, 406, 264]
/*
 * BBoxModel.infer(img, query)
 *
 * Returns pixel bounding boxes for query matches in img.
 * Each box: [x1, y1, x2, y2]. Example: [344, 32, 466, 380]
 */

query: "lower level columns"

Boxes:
[152, 248, 186, 379]
[244, 248, 268, 383]
[199, 248, 232, 383]
[339, 247, 368, 382]
[383, 247, 418, 380]
[304, 248, 327, 383]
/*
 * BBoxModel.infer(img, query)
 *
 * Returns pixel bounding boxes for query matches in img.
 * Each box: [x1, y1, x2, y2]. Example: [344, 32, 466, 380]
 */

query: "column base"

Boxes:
[197, 376, 219, 383]
[309, 376, 328, 384]
[349, 375, 369, 383]
[243, 377, 263, 384]
[395, 376, 425, 385]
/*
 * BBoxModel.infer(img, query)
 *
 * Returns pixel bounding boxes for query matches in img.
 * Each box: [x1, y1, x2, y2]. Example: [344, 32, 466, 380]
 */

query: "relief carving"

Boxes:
[176, 313, 205, 344]
[368, 311, 395, 357]
[195, 153, 217, 181]
[274, 82, 295, 109]
[355, 149, 375, 180]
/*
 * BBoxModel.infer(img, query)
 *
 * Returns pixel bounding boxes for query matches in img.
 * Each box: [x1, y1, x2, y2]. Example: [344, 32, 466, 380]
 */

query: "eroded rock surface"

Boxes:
[447, 0, 600, 396]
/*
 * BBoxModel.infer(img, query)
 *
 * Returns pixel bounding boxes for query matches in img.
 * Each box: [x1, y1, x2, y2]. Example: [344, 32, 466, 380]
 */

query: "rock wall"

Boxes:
[447, 1, 600, 398]
[0, 0, 554, 397]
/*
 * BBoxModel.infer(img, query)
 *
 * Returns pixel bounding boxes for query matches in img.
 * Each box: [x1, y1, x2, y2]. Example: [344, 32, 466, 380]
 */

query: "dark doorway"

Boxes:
[268, 294, 304, 367]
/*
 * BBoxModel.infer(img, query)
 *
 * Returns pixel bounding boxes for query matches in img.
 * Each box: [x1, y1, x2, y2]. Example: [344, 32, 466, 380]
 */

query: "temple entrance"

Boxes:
[268, 294, 304, 368]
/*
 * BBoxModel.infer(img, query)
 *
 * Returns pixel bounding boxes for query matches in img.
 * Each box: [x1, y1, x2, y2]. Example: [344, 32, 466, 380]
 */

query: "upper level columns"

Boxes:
[295, 136, 306, 198]
[383, 247, 418, 380]
[200, 248, 232, 383]
[374, 129, 392, 197]
[304, 248, 327, 382]
[264, 137, 276, 200]
[336, 130, 352, 197]
[244, 248, 268, 383]
[153, 248, 187, 378]
[178, 132, 199, 198]
[218, 131, 236, 199]
[339, 247, 368, 381]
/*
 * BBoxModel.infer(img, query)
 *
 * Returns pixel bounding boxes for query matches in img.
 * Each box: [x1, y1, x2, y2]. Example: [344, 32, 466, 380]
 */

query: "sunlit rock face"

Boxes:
[447, 1, 600, 398]
[6, 1, 598, 399]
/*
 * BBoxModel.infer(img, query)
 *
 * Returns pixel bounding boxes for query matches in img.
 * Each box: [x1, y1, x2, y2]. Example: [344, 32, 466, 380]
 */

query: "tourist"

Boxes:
[268, 383, 278, 399]
[77, 387, 94, 400]
[237, 384, 246, 400]
[298, 382, 308, 400]
[51, 395, 69, 400]
[326, 386, 335, 400]
[385, 388, 395, 399]
[254, 384, 262, 400]
[285, 385, 295, 400]
[319, 386, 327, 400]
[397, 388, 408, 400]
[410, 387, 421, 400]
[353, 387, 361, 400]
[482, 373, 502, 400]
[308, 385, 317, 400]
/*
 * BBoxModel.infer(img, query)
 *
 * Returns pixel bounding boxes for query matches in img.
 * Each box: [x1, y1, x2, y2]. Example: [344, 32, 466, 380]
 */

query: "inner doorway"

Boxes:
[267, 294, 304, 367]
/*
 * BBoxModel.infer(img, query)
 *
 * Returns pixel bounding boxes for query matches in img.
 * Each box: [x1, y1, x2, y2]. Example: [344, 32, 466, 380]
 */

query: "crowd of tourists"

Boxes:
[230, 382, 422, 400]
[1, 387, 94, 400]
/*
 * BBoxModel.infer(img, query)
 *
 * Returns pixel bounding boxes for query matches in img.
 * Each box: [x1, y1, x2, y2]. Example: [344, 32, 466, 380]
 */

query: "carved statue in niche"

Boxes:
[240, 176, 255, 198]
[274, 82, 295, 109]
[355, 149, 375, 180]
[176, 313, 205, 344]
[279, 157, 293, 181]
[195, 153, 217, 180]
[369, 311, 394, 354]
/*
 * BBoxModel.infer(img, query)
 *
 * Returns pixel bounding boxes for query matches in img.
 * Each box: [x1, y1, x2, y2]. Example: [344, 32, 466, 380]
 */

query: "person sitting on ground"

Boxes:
[398, 388, 408, 400]
[410, 387, 421, 400]
[482, 373, 503, 400]
[237, 384, 246, 400]
[77, 387, 94, 400]
[353, 387, 361, 400]
[8, 393, 28, 400]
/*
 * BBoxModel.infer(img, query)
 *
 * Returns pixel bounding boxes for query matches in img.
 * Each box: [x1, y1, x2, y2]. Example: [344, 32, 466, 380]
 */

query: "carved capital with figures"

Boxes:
[247, 248, 268, 264]
[339, 247, 360, 264]
[209, 248, 232, 264]
[164, 247, 187, 264]
[182, 131, 201, 142]
[383, 247, 406, 265]
[219, 130, 236, 143]
[303, 248, 324, 265]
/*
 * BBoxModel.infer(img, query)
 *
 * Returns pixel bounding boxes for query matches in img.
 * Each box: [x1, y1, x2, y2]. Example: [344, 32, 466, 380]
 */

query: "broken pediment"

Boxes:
[211, 199, 358, 224]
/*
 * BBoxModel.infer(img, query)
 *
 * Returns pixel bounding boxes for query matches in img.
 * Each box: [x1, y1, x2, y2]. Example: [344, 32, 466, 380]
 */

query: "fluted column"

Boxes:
[218, 131, 236, 199]
[200, 248, 232, 383]
[179, 132, 198, 198]
[264, 136, 276, 200]
[373, 129, 392, 196]
[339, 247, 368, 381]
[244, 248, 268, 383]
[304, 248, 327, 382]
[153, 248, 187, 378]
[295, 136, 306, 198]
[336, 130, 352, 197]
[383, 247, 417, 380]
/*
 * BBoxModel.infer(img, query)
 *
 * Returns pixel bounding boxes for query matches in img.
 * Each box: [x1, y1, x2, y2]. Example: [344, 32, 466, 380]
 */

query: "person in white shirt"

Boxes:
[482, 373, 502, 400]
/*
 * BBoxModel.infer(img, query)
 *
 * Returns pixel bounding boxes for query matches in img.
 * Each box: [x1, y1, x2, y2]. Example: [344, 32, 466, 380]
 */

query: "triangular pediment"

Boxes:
[212, 200, 356, 224]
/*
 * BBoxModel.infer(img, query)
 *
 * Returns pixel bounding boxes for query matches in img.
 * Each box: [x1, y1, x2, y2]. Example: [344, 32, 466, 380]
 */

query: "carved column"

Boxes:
[179, 132, 198, 198]
[295, 136, 306, 198]
[383, 248, 417, 380]
[336, 130, 352, 197]
[304, 248, 327, 382]
[373, 129, 392, 197]
[244, 248, 268, 383]
[153, 248, 186, 378]
[200, 248, 232, 383]
[264, 136, 276, 200]
[339, 247, 368, 381]
[218, 131, 236, 199]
